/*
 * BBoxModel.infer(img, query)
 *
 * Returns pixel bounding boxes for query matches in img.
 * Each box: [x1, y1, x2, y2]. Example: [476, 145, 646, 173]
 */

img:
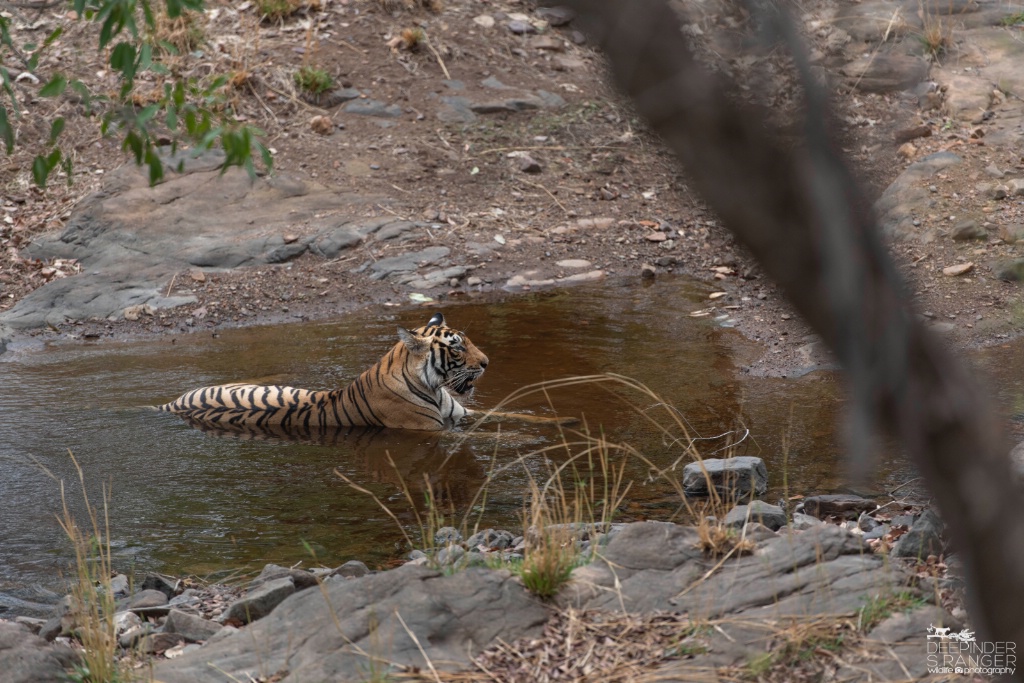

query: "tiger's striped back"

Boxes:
[157, 312, 489, 431]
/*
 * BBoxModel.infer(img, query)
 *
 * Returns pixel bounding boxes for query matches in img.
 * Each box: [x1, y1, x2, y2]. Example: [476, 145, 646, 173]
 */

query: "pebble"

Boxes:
[517, 154, 543, 174]
[555, 259, 591, 269]
[507, 19, 536, 34]
[309, 115, 333, 136]
[941, 262, 974, 276]
[472, 14, 495, 28]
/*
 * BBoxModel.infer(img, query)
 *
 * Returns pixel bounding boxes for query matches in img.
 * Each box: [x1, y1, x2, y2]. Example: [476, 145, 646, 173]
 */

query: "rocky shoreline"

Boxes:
[2, 456, 977, 683]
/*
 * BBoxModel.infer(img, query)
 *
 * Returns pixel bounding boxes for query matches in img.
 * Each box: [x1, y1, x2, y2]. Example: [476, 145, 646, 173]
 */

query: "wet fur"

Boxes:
[158, 313, 488, 431]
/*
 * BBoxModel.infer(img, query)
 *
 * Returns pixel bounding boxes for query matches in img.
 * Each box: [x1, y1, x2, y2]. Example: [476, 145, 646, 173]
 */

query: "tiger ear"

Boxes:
[397, 327, 428, 353]
[427, 312, 445, 328]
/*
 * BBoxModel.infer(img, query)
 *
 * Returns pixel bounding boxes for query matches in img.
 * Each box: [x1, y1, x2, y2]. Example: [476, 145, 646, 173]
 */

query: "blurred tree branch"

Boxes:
[565, 0, 1024, 649]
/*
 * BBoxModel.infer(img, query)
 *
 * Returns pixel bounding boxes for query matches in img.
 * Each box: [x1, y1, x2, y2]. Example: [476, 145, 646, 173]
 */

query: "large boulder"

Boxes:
[682, 456, 768, 499]
[0, 621, 81, 683]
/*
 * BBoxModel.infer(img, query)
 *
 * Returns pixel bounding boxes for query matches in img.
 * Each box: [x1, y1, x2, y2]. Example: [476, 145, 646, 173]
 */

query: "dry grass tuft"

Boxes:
[694, 516, 756, 558]
[378, 0, 442, 14]
[56, 451, 127, 683]
[153, 10, 206, 55]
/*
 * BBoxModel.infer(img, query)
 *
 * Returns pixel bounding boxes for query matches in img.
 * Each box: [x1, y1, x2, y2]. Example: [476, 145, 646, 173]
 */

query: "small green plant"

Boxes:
[293, 65, 334, 96]
[57, 451, 126, 683]
[1000, 11, 1024, 25]
[258, 0, 295, 21]
[856, 591, 928, 632]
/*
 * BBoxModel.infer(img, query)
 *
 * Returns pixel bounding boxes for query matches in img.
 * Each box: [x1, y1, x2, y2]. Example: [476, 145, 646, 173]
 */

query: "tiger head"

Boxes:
[397, 312, 488, 397]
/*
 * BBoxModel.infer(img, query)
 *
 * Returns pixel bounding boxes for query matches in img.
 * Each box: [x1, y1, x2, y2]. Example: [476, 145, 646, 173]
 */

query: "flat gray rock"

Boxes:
[0, 621, 80, 683]
[367, 246, 451, 280]
[876, 152, 963, 241]
[220, 576, 295, 625]
[156, 565, 547, 682]
[0, 157, 385, 333]
[558, 522, 902, 617]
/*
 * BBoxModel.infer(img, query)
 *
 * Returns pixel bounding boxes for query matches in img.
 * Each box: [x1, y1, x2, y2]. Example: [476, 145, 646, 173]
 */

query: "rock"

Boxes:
[950, 220, 986, 241]
[516, 154, 543, 174]
[876, 152, 962, 241]
[892, 508, 945, 559]
[123, 303, 155, 321]
[999, 224, 1024, 244]
[995, 258, 1024, 281]
[741, 521, 778, 541]
[333, 560, 370, 578]
[790, 512, 823, 530]
[529, 35, 564, 51]
[723, 500, 787, 530]
[139, 631, 186, 655]
[555, 259, 591, 269]
[465, 528, 515, 550]
[342, 99, 403, 118]
[894, 125, 931, 144]
[985, 163, 1005, 178]
[507, 19, 536, 34]
[1010, 178, 1024, 196]
[141, 573, 179, 599]
[472, 14, 494, 28]
[834, 605, 960, 681]
[840, 54, 929, 93]
[164, 609, 224, 643]
[896, 142, 916, 159]
[310, 115, 333, 135]
[560, 270, 604, 284]
[802, 494, 876, 520]
[219, 577, 296, 625]
[2, 158, 384, 332]
[553, 55, 586, 70]
[559, 522, 889, 622]
[434, 526, 463, 545]
[38, 596, 74, 641]
[640, 263, 656, 279]
[941, 261, 974, 276]
[535, 6, 575, 26]
[0, 621, 81, 682]
[645, 231, 667, 242]
[126, 588, 169, 610]
[436, 545, 465, 566]
[367, 246, 450, 280]
[682, 456, 768, 499]
[252, 563, 319, 591]
[156, 566, 548, 682]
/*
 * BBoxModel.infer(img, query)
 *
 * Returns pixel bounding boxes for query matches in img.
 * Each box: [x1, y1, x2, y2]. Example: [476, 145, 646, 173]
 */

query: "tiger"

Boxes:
[157, 312, 575, 432]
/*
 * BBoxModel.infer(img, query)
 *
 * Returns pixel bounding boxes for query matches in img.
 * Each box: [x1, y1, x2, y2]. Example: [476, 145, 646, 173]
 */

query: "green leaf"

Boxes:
[259, 142, 273, 172]
[145, 146, 163, 185]
[141, 0, 155, 30]
[48, 117, 65, 144]
[123, 130, 143, 162]
[40, 74, 68, 97]
[32, 154, 53, 187]
[109, 42, 136, 73]
[165, 104, 178, 130]
[0, 105, 15, 154]
[43, 26, 64, 47]
[138, 42, 152, 71]
[136, 104, 159, 126]
[62, 155, 74, 187]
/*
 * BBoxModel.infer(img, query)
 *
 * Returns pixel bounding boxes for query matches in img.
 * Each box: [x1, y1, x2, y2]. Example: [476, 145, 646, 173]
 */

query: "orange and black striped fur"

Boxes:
[158, 313, 574, 432]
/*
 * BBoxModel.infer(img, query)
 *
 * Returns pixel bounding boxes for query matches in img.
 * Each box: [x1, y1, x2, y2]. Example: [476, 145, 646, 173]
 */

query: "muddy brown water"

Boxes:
[0, 278, 923, 615]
